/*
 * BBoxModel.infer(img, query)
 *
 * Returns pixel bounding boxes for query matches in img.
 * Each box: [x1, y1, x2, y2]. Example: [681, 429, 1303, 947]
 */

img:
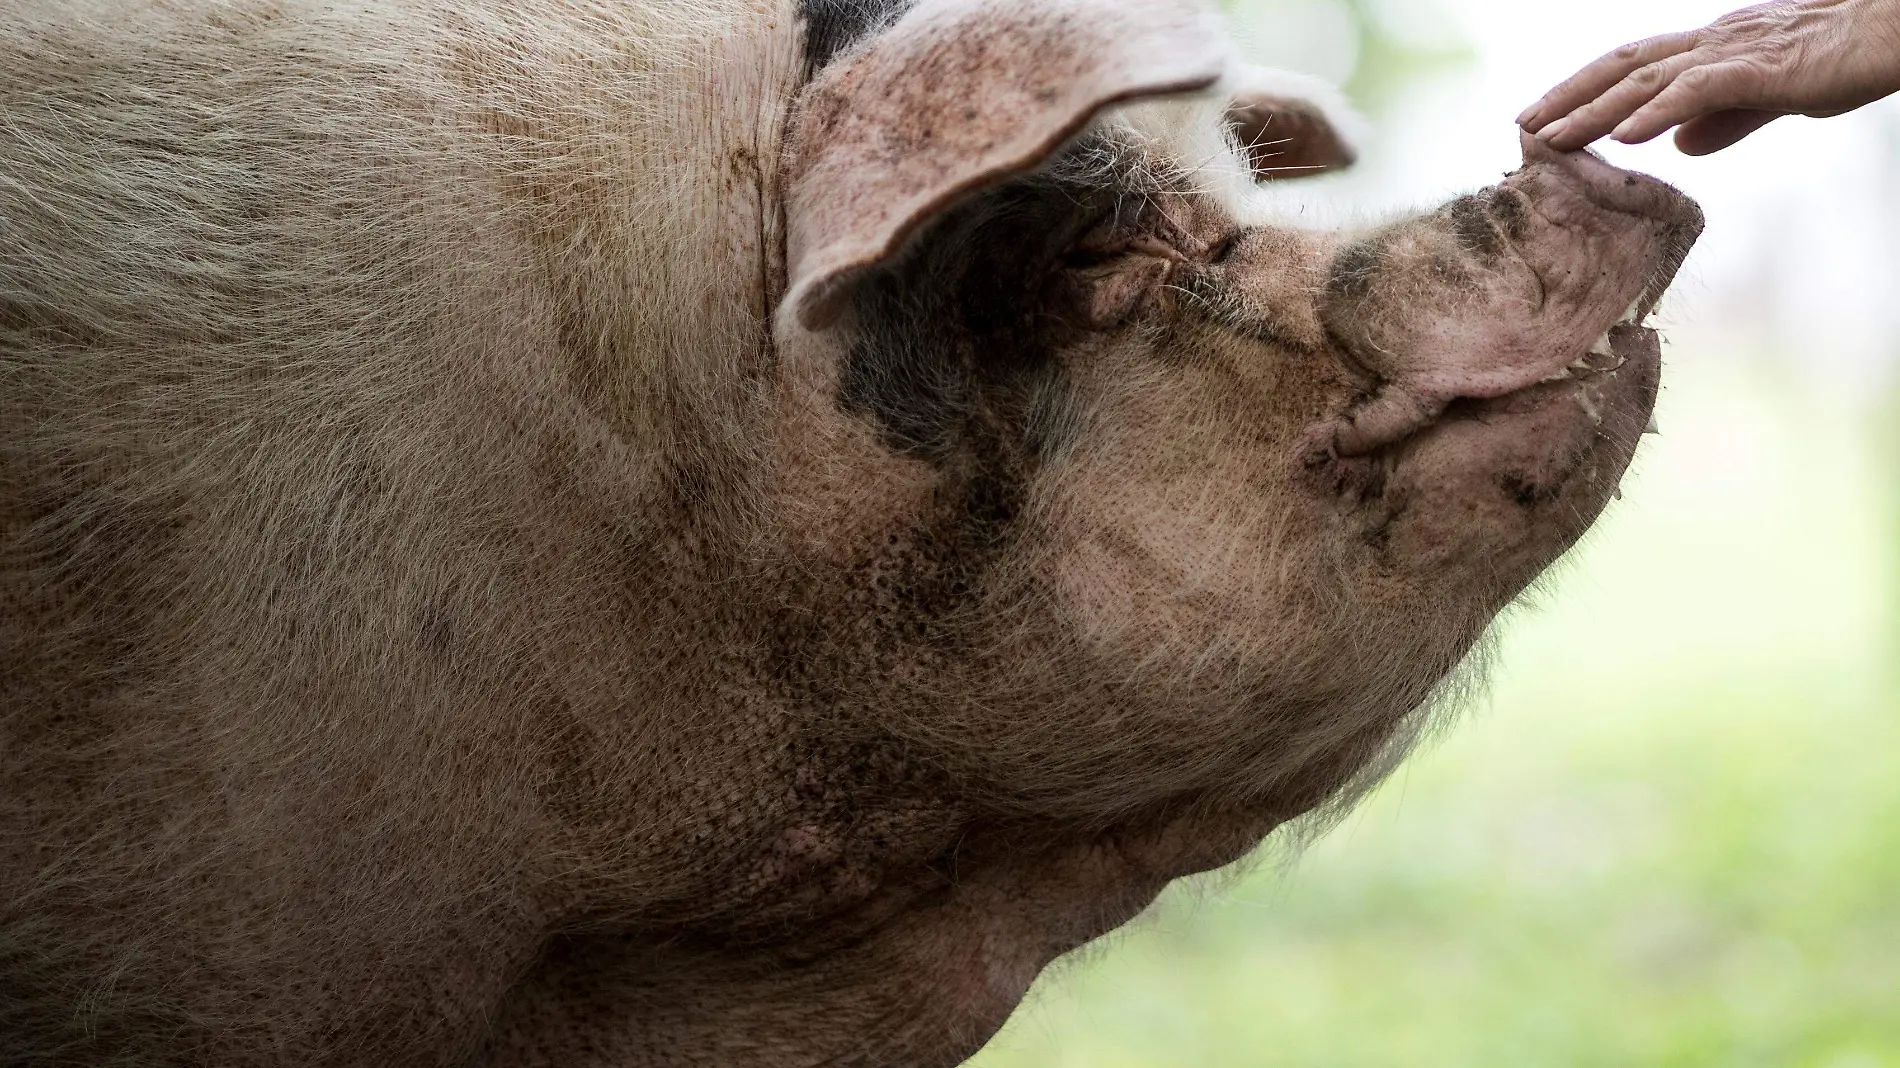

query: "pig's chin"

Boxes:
[1324, 320, 1659, 588]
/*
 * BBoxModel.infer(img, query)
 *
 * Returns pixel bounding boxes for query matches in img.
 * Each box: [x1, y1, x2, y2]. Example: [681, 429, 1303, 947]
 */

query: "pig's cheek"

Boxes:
[759, 331, 947, 564]
[1044, 533, 1152, 651]
[1036, 495, 1208, 654]
[1034, 486, 1281, 659]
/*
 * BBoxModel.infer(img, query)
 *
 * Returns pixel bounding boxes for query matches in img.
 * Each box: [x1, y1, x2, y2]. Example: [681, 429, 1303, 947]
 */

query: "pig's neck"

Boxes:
[493, 2, 953, 922]
[485, 0, 803, 470]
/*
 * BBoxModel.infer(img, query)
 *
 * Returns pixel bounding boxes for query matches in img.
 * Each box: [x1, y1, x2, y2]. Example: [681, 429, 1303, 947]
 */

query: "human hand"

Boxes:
[1519, 0, 1900, 156]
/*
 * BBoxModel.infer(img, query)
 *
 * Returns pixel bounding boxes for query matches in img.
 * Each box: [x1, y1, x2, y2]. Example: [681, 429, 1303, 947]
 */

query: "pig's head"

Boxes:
[662, 0, 1699, 1060]
[767, 0, 1698, 806]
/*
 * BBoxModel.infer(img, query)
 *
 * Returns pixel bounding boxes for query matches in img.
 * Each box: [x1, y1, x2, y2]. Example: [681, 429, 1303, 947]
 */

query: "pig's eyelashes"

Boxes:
[1207, 233, 1241, 265]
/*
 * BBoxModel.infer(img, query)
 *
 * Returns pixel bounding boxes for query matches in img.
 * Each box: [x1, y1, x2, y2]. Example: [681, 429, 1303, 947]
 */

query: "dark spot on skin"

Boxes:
[838, 157, 1108, 467]
[805, 156, 1144, 764]
[668, 457, 715, 512]
[342, 459, 387, 501]
[1499, 473, 1560, 508]
[800, 0, 916, 78]
[1446, 195, 1502, 257]
[1430, 255, 1473, 285]
[1326, 240, 1381, 300]
[838, 330, 968, 463]
[1485, 186, 1530, 241]
[1, 480, 188, 804]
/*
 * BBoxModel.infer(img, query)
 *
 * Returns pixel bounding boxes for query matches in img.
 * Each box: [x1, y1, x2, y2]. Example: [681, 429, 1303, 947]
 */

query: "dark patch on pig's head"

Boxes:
[1326, 239, 1382, 302]
[1485, 185, 1531, 241]
[836, 155, 1120, 468]
[1445, 195, 1504, 257]
[800, 0, 916, 79]
[1499, 472, 1561, 509]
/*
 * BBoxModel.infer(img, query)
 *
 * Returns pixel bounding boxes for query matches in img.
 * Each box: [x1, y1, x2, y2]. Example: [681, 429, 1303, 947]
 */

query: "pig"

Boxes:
[0, 0, 1702, 1065]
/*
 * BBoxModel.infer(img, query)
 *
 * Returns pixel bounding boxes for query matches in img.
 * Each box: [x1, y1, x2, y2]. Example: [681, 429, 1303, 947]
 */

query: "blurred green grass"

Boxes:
[967, 350, 1900, 1066]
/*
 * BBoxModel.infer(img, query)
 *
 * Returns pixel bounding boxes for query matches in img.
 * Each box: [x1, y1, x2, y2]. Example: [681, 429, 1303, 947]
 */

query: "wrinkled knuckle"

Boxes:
[1674, 63, 1739, 99]
[1630, 62, 1669, 89]
[1681, 59, 1763, 104]
[1715, 4, 1784, 32]
[1675, 64, 1716, 90]
[1662, 30, 1702, 52]
[1751, 9, 1800, 47]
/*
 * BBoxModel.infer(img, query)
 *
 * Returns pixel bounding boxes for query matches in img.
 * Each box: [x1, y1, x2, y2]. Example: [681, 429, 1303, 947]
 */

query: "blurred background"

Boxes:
[969, 0, 1900, 1064]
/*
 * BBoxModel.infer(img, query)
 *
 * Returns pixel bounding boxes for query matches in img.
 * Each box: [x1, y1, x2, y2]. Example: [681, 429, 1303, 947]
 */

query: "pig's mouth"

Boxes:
[1309, 318, 1664, 573]
[1442, 320, 1660, 442]
[1330, 297, 1665, 461]
[1314, 321, 1660, 506]
[1313, 279, 1672, 527]
[1529, 310, 1662, 426]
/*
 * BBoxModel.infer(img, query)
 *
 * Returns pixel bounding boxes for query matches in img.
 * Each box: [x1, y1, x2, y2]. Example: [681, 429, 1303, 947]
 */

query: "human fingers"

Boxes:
[1672, 107, 1781, 154]
[1609, 59, 1764, 144]
[1518, 32, 1700, 133]
[1536, 49, 1708, 152]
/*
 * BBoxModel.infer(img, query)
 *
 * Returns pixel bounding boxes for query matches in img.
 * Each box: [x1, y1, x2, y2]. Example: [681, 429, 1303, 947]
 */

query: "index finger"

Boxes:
[1519, 31, 1701, 131]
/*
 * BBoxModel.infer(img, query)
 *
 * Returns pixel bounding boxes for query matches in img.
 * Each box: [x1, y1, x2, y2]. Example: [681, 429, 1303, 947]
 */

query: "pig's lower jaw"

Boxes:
[1305, 330, 1660, 580]
[480, 809, 1293, 1068]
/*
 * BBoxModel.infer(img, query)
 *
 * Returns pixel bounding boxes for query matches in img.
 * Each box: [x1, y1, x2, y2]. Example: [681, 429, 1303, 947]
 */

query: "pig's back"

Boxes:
[0, 0, 594, 762]
[0, 1, 793, 1063]
[0, 0, 783, 738]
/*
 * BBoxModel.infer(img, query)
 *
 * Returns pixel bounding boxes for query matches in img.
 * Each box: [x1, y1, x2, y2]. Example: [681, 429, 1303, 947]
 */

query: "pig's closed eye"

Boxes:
[1060, 246, 1125, 270]
[1208, 233, 1241, 265]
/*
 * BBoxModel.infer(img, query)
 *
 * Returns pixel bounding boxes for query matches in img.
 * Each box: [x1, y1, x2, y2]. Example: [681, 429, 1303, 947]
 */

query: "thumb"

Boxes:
[1673, 108, 1781, 155]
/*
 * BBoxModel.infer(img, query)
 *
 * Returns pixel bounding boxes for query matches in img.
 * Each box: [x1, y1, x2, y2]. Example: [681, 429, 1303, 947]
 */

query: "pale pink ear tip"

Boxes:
[1223, 62, 1369, 165]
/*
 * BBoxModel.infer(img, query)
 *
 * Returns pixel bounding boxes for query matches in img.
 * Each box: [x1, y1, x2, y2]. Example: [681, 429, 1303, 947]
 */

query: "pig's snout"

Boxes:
[1516, 130, 1700, 227]
[1321, 137, 1701, 460]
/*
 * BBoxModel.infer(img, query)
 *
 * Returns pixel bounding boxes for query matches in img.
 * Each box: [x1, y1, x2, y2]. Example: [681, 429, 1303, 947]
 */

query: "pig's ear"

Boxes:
[1224, 65, 1366, 181]
[782, 0, 1230, 332]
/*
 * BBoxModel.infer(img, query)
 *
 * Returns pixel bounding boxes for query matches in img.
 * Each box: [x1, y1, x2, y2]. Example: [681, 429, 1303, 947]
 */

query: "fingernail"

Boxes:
[1537, 117, 1570, 143]
[1610, 121, 1635, 141]
[1516, 105, 1537, 126]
